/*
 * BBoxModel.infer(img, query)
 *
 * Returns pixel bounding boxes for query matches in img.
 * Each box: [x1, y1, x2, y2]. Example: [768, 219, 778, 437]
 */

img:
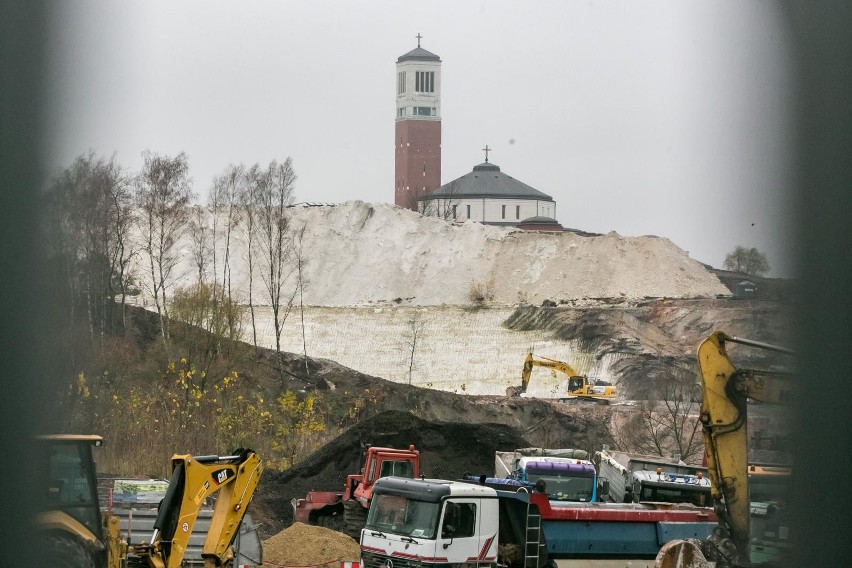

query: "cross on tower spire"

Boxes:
[482, 145, 492, 162]
[416, 33, 423, 47]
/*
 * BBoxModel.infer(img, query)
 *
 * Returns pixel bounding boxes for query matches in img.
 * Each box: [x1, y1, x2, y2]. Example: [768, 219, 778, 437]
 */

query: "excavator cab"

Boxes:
[33, 435, 111, 567]
[567, 376, 585, 392]
[36, 436, 103, 537]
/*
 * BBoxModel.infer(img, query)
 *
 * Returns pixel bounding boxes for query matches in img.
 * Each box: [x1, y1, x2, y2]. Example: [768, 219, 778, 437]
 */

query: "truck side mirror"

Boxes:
[441, 526, 456, 549]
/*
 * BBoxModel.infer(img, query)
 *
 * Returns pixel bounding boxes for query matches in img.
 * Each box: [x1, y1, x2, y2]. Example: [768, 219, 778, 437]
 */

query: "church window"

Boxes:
[397, 107, 405, 118]
[452, 205, 457, 219]
[516, 205, 520, 219]
[415, 71, 434, 93]
[398, 72, 406, 95]
[466, 204, 471, 219]
[502, 205, 506, 219]
[413, 107, 435, 117]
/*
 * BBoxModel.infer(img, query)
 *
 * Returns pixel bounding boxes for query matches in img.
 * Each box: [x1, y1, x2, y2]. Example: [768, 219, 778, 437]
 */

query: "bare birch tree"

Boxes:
[210, 165, 243, 340]
[188, 205, 211, 287]
[137, 151, 194, 354]
[239, 164, 263, 350]
[254, 158, 298, 370]
[291, 223, 310, 375]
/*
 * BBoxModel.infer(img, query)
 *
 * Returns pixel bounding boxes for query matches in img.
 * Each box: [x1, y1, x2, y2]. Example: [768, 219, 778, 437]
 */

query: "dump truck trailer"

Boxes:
[595, 449, 710, 506]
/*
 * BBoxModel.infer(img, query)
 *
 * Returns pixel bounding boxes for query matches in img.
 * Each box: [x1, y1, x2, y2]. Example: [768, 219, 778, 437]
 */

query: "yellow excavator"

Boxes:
[654, 332, 794, 568]
[507, 352, 617, 402]
[33, 435, 263, 568]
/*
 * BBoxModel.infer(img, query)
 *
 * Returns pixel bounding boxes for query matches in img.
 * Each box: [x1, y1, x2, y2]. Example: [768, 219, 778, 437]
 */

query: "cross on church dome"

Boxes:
[482, 145, 492, 162]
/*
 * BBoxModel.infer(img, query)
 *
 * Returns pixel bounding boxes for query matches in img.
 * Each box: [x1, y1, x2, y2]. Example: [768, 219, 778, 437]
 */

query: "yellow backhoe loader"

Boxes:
[33, 435, 263, 568]
[654, 331, 794, 568]
[507, 352, 617, 402]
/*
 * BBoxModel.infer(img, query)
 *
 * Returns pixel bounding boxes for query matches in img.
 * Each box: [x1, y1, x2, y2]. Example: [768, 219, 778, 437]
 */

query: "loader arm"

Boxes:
[692, 331, 793, 566]
[130, 449, 263, 568]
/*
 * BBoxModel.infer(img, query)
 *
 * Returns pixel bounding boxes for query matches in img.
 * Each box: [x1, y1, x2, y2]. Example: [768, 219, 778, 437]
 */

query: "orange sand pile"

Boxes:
[262, 522, 360, 567]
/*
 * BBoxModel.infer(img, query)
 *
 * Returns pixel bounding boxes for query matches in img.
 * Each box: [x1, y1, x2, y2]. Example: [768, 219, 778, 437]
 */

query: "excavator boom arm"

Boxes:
[689, 332, 794, 566]
[519, 353, 582, 393]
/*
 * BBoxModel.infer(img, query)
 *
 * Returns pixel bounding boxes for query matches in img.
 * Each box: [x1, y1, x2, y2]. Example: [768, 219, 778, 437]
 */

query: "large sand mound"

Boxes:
[130, 201, 729, 306]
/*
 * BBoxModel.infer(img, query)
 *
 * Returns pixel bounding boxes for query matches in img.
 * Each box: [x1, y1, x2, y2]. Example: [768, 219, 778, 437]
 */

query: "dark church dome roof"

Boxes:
[423, 162, 553, 201]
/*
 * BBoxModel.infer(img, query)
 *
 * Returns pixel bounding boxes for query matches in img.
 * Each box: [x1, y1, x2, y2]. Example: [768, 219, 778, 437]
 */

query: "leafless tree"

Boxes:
[292, 222, 310, 375]
[404, 313, 425, 397]
[108, 166, 138, 332]
[136, 151, 194, 354]
[254, 158, 298, 370]
[417, 180, 461, 221]
[239, 164, 262, 349]
[605, 369, 703, 463]
[209, 164, 243, 343]
[188, 205, 211, 287]
[45, 152, 136, 356]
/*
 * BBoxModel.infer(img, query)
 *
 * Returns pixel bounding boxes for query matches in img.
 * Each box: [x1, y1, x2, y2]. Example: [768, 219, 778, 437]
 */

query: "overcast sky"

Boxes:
[45, 1, 797, 276]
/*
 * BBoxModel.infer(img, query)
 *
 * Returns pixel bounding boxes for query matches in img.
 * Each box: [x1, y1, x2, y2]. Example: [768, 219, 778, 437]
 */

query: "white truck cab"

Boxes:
[360, 477, 551, 568]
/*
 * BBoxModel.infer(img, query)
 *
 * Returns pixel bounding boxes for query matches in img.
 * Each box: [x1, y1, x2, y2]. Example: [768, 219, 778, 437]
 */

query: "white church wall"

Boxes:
[425, 198, 556, 224]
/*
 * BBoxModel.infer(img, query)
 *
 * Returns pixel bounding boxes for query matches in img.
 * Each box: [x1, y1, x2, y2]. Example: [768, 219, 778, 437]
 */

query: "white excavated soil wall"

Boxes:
[249, 305, 616, 397]
[127, 201, 730, 394]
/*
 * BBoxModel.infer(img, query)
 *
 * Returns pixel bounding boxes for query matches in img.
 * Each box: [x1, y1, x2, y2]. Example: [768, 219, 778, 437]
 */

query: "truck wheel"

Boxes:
[343, 499, 368, 540]
[40, 534, 97, 568]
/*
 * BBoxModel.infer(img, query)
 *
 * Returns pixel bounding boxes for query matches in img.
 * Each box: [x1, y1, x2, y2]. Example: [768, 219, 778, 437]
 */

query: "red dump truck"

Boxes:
[292, 445, 420, 538]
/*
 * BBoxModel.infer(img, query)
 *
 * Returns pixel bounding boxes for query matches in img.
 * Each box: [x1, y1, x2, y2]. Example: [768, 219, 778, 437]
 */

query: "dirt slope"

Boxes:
[251, 407, 607, 538]
[247, 295, 794, 538]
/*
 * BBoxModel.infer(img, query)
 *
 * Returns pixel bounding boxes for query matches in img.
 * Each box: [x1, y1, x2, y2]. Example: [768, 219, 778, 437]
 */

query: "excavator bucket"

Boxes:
[654, 540, 712, 568]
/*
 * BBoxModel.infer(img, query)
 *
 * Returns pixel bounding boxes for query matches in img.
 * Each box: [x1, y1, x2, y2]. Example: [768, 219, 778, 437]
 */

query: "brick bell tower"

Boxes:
[395, 34, 442, 210]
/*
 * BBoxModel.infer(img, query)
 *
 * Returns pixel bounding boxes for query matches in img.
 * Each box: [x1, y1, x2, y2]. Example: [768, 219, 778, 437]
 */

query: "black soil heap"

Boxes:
[252, 410, 530, 538]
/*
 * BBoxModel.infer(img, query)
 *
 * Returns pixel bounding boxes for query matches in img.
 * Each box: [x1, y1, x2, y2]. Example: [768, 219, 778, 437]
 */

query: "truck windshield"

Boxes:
[366, 493, 440, 539]
[640, 486, 710, 507]
[538, 475, 595, 501]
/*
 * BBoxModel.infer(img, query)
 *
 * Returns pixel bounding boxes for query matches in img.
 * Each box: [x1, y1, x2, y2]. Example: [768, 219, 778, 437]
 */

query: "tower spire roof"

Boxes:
[397, 35, 441, 63]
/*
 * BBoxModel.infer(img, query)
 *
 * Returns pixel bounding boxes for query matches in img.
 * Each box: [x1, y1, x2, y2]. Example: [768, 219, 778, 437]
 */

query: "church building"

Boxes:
[394, 37, 559, 229]
[418, 148, 558, 227]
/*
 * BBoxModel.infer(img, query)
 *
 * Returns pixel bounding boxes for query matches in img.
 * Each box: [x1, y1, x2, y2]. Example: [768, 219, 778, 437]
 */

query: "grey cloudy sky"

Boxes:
[45, 1, 797, 276]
